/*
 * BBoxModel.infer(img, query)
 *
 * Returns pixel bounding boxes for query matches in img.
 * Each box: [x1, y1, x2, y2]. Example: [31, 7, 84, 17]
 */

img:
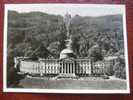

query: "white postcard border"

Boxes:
[3, 4, 130, 94]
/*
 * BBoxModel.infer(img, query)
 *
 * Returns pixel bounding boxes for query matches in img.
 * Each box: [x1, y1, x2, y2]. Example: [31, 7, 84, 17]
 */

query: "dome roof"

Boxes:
[60, 48, 73, 54]
[60, 48, 76, 59]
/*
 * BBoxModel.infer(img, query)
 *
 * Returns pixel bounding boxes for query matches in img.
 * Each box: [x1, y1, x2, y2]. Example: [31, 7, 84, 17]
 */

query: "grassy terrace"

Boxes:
[18, 77, 127, 90]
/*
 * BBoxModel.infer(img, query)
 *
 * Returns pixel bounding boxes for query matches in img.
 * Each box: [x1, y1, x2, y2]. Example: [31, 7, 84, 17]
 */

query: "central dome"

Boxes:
[59, 48, 76, 59]
[60, 48, 73, 54]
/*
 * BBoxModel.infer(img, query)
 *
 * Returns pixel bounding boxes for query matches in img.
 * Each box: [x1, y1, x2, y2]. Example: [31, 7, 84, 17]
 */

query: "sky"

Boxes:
[5, 4, 125, 17]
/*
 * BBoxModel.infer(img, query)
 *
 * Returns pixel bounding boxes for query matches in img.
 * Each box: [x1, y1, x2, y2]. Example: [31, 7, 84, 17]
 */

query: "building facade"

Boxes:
[15, 57, 114, 78]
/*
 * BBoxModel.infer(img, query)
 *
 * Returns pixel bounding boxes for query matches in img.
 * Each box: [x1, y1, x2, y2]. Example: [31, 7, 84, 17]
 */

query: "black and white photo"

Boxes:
[3, 4, 130, 93]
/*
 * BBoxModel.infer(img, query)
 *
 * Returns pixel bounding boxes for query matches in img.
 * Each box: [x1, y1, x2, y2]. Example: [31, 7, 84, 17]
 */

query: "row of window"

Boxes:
[19, 60, 112, 75]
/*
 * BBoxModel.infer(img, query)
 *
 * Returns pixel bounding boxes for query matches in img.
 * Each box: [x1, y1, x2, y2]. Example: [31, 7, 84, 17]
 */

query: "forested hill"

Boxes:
[7, 10, 124, 60]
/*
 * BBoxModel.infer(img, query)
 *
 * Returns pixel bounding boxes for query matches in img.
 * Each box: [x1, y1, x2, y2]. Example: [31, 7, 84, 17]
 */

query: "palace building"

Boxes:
[14, 56, 114, 79]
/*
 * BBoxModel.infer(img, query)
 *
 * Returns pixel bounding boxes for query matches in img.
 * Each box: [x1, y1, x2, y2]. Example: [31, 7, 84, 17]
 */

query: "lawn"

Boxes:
[18, 77, 127, 90]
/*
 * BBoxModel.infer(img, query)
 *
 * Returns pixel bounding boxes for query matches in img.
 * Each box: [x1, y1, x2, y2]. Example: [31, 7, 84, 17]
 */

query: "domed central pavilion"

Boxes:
[58, 47, 77, 78]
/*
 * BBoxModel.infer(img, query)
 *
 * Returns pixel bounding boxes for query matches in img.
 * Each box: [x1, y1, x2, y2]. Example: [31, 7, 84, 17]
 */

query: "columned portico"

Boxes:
[60, 62, 76, 75]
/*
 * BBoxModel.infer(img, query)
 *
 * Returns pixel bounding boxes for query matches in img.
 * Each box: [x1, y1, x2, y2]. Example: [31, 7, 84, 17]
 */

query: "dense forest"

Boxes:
[7, 10, 124, 61]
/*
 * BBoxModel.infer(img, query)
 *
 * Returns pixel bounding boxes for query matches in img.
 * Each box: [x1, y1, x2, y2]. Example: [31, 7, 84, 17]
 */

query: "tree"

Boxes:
[89, 44, 103, 62]
[58, 23, 67, 51]
[47, 41, 60, 58]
